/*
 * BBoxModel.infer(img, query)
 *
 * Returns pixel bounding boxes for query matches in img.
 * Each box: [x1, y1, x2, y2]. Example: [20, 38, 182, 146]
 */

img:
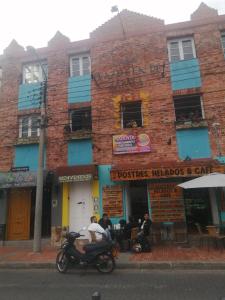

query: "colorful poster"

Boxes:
[113, 133, 151, 154]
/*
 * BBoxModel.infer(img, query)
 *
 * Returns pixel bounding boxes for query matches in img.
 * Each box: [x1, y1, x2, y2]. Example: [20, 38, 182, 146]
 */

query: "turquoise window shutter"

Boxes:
[68, 139, 93, 165]
[170, 59, 201, 91]
[68, 75, 91, 103]
[14, 144, 39, 171]
[176, 128, 211, 159]
[18, 83, 43, 110]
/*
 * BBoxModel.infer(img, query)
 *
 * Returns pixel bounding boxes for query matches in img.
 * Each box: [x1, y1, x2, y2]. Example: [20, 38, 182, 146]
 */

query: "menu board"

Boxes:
[149, 182, 185, 222]
[102, 185, 123, 217]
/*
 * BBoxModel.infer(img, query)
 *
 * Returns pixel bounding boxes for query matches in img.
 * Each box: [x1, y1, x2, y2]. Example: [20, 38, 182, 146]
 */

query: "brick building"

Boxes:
[0, 3, 225, 243]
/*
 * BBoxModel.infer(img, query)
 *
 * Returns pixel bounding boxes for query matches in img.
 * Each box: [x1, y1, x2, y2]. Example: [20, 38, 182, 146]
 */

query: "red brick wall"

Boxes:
[91, 32, 178, 166]
[0, 50, 22, 171]
[46, 45, 69, 169]
[0, 12, 225, 172]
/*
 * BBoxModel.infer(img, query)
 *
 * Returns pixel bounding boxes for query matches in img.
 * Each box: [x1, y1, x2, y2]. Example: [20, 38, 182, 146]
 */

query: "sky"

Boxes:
[0, 0, 225, 55]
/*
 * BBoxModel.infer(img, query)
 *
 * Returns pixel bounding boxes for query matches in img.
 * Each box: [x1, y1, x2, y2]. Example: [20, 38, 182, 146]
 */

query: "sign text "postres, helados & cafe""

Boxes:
[110, 166, 224, 181]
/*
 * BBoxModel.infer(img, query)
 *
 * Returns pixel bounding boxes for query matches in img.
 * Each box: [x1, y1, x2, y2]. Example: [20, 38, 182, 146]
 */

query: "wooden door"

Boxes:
[7, 189, 31, 240]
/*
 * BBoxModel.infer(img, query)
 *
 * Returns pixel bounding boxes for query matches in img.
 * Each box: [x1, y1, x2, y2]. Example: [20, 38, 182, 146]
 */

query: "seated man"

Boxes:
[88, 215, 106, 242]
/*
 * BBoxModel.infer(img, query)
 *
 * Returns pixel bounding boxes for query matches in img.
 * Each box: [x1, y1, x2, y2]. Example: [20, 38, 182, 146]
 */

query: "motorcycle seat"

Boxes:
[84, 241, 109, 253]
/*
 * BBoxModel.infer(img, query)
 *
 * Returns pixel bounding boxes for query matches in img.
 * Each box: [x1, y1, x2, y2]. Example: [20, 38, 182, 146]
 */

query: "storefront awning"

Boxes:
[55, 165, 98, 183]
[110, 159, 225, 181]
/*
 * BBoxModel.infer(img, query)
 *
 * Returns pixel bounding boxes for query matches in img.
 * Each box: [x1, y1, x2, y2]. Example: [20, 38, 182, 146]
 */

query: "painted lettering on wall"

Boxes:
[149, 182, 185, 222]
[92, 63, 165, 91]
[102, 185, 123, 217]
[111, 165, 223, 181]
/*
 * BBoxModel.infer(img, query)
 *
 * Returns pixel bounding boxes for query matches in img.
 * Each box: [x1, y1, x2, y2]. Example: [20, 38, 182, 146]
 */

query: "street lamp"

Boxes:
[26, 46, 47, 252]
[212, 122, 222, 157]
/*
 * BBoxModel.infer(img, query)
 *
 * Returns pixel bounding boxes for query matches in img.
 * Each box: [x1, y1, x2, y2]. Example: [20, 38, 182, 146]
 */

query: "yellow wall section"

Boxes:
[113, 95, 122, 129]
[92, 180, 100, 220]
[62, 182, 69, 227]
[140, 90, 150, 127]
[113, 91, 150, 128]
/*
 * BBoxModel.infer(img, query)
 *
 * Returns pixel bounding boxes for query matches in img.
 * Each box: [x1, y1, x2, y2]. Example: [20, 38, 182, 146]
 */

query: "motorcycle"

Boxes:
[56, 229, 118, 274]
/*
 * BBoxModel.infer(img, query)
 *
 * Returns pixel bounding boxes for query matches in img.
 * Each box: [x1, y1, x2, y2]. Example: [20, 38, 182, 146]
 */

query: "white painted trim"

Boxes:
[22, 62, 47, 84]
[200, 95, 205, 119]
[70, 53, 91, 77]
[167, 37, 196, 62]
[221, 31, 225, 53]
[19, 115, 40, 138]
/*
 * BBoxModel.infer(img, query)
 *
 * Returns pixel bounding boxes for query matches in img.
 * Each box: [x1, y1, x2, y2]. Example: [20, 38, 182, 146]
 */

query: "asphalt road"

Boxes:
[0, 268, 225, 300]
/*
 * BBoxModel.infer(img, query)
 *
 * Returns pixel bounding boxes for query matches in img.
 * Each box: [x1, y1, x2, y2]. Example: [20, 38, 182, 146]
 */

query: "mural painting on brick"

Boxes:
[0, 3, 225, 247]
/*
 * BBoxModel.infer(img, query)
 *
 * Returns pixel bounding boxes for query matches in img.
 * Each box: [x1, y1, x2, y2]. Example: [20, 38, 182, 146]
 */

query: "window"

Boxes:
[70, 107, 92, 131]
[19, 115, 40, 138]
[168, 38, 196, 62]
[221, 32, 225, 55]
[70, 54, 91, 77]
[0, 68, 2, 88]
[23, 62, 47, 84]
[121, 101, 142, 128]
[173, 95, 204, 123]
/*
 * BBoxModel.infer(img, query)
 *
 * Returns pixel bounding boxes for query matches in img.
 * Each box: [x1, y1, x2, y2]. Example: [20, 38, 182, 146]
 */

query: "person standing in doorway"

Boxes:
[141, 213, 152, 236]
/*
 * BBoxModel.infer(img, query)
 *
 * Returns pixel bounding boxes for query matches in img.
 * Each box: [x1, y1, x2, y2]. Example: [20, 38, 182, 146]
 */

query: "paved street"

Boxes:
[0, 269, 225, 300]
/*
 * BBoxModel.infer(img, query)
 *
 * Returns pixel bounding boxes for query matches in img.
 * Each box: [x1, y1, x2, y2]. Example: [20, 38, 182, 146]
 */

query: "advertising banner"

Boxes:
[113, 133, 151, 154]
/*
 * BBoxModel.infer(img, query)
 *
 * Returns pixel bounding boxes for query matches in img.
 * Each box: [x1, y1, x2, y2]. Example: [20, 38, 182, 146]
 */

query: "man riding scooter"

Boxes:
[88, 215, 112, 242]
[56, 216, 116, 274]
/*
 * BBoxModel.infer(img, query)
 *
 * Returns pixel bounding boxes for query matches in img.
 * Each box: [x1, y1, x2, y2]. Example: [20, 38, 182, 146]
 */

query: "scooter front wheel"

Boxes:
[56, 250, 69, 273]
[96, 254, 115, 274]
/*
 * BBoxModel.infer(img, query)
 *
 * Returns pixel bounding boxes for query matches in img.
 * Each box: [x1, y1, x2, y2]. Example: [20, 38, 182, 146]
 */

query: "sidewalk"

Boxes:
[1, 244, 225, 270]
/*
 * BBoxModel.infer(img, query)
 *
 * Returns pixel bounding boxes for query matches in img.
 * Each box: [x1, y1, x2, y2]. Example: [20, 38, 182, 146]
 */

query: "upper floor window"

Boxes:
[221, 32, 225, 55]
[121, 101, 142, 128]
[23, 62, 48, 84]
[168, 37, 196, 62]
[0, 68, 2, 88]
[70, 54, 91, 77]
[70, 107, 92, 131]
[173, 95, 204, 123]
[19, 115, 40, 138]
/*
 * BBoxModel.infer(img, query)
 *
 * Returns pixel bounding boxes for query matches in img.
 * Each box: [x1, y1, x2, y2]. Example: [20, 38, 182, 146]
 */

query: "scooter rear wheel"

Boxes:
[56, 250, 69, 273]
[96, 254, 115, 274]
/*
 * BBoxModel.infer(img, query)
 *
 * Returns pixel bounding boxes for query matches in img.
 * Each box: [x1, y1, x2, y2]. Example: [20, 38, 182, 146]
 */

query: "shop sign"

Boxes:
[149, 182, 185, 222]
[113, 134, 151, 155]
[58, 174, 93, 183]
[111, 165, 225, 181]
[0, 171, 37, 188]
[11, 166, 29, 172]
[102, 185, 123, 217]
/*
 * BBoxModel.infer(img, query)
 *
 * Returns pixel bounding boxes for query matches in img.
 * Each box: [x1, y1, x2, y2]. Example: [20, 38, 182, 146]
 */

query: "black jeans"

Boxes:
[137, 232, 151, 252]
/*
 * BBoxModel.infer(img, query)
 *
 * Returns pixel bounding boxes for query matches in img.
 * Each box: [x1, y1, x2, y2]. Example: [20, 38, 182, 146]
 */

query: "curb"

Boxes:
[1, 261, 225, 270]
[117, 261, 225, 270]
